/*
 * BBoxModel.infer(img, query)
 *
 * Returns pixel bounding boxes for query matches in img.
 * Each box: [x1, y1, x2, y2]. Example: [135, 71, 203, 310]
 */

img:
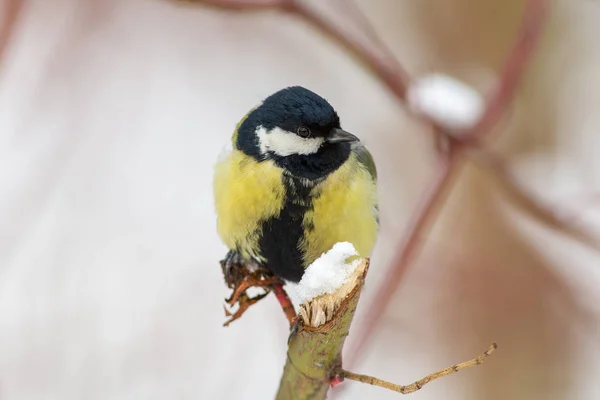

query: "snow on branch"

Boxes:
[407, 74, 485, 132]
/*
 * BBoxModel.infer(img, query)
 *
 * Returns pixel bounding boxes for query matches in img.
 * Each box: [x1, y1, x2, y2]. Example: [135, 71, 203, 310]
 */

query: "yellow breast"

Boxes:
[213, 149, 285, 260]
[301, 153, 379, 266]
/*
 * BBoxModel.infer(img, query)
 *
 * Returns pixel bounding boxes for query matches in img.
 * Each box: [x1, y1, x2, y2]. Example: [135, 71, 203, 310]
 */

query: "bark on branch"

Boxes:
[275, 259, 369, 399]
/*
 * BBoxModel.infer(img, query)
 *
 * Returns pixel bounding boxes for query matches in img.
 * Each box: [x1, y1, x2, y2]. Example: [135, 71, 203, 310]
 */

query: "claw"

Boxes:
[223, 250, 236, 283]
[221, 250, 245, 286]
[225, 273, 280, 305]
[223, 292, 269, 327]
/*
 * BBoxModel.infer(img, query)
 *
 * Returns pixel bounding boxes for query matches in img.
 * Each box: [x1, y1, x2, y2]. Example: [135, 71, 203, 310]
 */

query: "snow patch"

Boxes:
[295, 242, 361, 302]
[407, 73, 484, 131]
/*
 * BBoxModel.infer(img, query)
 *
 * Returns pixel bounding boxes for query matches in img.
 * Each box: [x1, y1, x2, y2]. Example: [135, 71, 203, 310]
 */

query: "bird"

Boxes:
[213, 86, 378, 283]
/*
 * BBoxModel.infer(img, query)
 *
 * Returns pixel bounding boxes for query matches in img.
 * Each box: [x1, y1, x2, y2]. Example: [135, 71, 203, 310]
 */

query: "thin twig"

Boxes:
[461, 0, 549, 142]
[288, 0, 410, 101]
[340, 343, 497, 394]
[332, 0, 402, 71]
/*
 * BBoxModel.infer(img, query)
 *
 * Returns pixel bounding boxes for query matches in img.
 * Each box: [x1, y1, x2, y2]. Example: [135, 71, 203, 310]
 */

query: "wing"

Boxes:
[353, 142, 377, 181]
[352, 142, 379, 227]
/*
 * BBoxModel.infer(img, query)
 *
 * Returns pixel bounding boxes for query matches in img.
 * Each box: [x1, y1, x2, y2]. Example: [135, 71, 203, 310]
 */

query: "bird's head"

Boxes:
[235, 86, 359, 179]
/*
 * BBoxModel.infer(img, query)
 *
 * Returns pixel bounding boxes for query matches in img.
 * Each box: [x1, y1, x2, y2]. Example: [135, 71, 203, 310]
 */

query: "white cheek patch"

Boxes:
[256, 126, 324, 156]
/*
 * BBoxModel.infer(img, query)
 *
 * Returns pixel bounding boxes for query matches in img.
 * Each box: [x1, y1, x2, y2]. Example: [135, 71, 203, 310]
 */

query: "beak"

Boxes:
[326, 128, 360, 144]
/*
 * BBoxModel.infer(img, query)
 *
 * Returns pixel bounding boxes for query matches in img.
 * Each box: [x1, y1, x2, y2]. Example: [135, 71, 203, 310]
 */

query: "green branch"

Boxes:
[275, 259, 369, 399]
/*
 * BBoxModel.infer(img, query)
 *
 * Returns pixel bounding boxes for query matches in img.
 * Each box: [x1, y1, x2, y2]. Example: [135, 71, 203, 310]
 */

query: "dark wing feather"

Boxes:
[353, 142, 379, 225]
[353, 142, 377, 181]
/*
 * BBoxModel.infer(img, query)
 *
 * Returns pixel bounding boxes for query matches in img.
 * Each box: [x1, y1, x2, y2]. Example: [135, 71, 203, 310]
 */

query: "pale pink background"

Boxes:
[1, 1, 600, 399]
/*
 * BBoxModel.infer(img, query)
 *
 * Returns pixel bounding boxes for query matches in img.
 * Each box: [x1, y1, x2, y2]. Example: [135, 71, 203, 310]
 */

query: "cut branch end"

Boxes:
[298, 258, 368, 329]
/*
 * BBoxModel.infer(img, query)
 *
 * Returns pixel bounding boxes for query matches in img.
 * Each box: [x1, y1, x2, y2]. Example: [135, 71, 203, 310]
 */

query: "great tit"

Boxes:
[214, 86, 378, 283]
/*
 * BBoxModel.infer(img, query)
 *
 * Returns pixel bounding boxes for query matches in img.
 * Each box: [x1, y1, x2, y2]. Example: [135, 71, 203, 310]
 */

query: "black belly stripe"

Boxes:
[258, 176, 313, 282]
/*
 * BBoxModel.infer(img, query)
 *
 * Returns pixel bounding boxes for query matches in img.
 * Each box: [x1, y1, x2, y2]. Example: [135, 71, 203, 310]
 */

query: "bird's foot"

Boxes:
[223, 291, 269, 327]
[225, 271, 280, 306]
[220, 251, 287, 326]
[220, 250, 245, 287]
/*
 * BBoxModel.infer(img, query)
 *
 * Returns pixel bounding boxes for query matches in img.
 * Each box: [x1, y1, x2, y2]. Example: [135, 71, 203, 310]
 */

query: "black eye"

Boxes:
[297, 126, 311, 138]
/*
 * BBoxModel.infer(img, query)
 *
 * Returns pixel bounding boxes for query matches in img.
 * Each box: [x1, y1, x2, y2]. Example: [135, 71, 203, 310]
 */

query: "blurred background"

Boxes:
[1, 0, 600, 399]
